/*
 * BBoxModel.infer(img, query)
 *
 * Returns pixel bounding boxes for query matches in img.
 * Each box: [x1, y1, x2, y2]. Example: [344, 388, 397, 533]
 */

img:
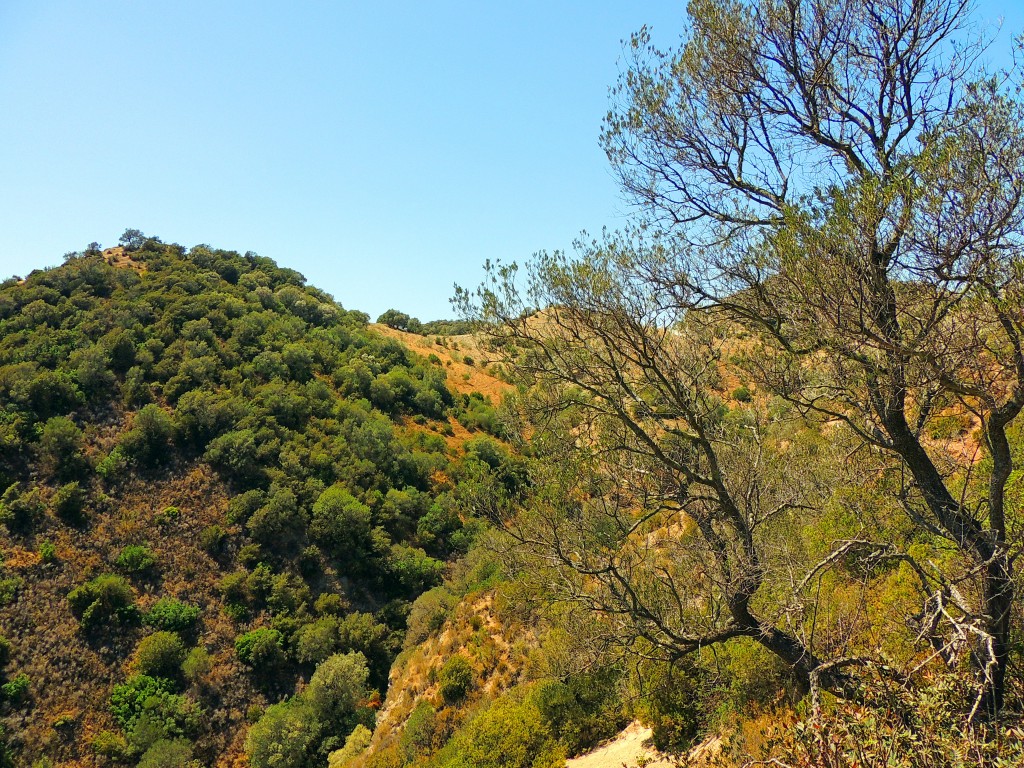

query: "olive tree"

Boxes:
[461, 0, 1024, 720]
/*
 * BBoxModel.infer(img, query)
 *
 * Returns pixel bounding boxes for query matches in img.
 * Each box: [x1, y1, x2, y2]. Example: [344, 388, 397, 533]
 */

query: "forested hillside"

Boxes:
[0, 239, 515, 767]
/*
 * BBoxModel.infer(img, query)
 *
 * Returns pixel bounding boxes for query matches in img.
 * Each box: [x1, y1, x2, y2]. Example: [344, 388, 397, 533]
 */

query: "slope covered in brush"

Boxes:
[0, 239, 512, 767]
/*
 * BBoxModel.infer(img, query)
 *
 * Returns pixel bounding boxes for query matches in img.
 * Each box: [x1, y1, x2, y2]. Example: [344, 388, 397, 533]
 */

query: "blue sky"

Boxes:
[1, 2, 1021, 320]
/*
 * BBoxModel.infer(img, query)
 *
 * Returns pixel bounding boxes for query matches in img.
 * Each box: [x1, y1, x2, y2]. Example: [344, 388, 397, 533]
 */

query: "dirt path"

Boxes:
[566, 722, 675, 768]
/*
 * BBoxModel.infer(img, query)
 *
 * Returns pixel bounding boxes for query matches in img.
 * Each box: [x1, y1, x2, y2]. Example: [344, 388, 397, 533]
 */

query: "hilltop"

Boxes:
[0, 239, 515, 767]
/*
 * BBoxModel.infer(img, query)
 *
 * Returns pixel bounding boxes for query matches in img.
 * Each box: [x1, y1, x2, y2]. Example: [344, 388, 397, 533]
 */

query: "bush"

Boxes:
[438, 655, 474, 704]
[293, 616, 341, 666]
[182, 647, 212, 686]
[96, 447, 129, 481]
[119, 404, 175, 467]
[116, 544, 157, 573]
[328, 723, 372, 767]
[199, 524, 225, 554]
[133, 632, 186, 678]
[91, 730, 132, 761]
[441, 693, 563, 768]
[0, 636, 9, 666]
[0, 578, 22, 607]
[68, 574, 137, 629]
[0, 673, 29, 703]
[137, 738, 196, 768]
[309, 486, 372, 557]
[235, 628, 285, 667]
[52, 481, 87, 524]
[38, 416, 88, 480]
[245, 699, 321, 768]
[144, 599, 201, 632]
[401, 700, 438, 759]
[38, 540, 57, 564]
[304, 652, 372, 731]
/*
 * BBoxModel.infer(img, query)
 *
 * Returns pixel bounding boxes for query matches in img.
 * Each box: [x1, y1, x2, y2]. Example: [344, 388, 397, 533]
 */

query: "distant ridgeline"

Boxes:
[0, 238, 514, 766]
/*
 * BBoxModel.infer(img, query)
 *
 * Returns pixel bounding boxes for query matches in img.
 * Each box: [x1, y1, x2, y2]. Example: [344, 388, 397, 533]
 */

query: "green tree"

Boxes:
[133, 632, 186, 678]
[459, 0, 1024, 722]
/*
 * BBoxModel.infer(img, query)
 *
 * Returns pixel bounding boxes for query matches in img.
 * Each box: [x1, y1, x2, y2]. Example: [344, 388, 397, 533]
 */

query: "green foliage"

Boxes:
[38, 540, 57, 564]
[116, 544, 158, 573]
[0, 636, 10, 667]
[245, 652, 373, 768]
[91, 730, 133, 761]
[437, 692, 564, 768]
[110, 675, 176, 730]
[293, 616, 341, 666]
[328, 723, 372, 767]
[144, 599, 201, 633]
[0, 673, 29, 703]
[247, 488, 305, 548]
[119, 404, 175, 467]
[438, 655, 474, 704]
[137, 739, 196, 768]
[534, 669, 625, 756]
[51, 481, 87, 524]
[631, 659, 705, 751]
[95, 446, 129, 481]
[199, 524, 226, 554]
[245, 699, 322, 768]
[401, 700, 438, 759]
[181, 647, 212, 686]
[134, 632, 187, 678]
[0, 483, 44, 533]
[309, 485, 372, 557]
[37, 416, 88, 479]
[235, 628, 285, 667]
[0, 578, 22, 607]
[376, 309, 417, 332]
[67, 574, 137, 629]
[754, 675, 1024, 767]
[405, 587, 456, 648]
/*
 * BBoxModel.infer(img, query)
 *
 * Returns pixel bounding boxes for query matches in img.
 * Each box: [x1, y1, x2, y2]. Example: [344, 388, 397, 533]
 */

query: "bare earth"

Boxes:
[566, 722, 675, 768]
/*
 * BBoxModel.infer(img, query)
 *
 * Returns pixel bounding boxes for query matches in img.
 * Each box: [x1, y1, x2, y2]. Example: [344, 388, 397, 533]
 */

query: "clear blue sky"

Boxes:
[1, 2, 1021, 321]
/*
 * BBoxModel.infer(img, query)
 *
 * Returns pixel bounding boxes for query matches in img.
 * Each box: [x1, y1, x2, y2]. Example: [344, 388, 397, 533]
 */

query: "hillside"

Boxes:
[0, 240, 515, 767]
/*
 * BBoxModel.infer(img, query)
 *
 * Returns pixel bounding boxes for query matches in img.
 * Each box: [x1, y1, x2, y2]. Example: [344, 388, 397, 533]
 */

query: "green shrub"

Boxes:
[155, 506, 181, 526]
[91, 730, 132, 761]
[401, 700, 438, 759]
[137, 738, 195, 768]
[245, 699, 321, 768]
[38, 416, 88, 480]
[440, 693, 563, 768]
[328, 723, 372, 767]
[144, 599, 201, 632]
[38, 540, 57, 564]
[732, 385, 752, 402]
[96, 447, 129, 481]
[116, 544, 157, 573]
[119, 404, 175, 467]
[0, 673, 29, 703]
[0, 483, 44, 532]
[235, 628, 285, 667]
[182, 647, 212, 686]
[293, 616, 341, 666]
[199, 524, 225, 554]
[52, 483, 88, 527]
[438, 655, 474, 704]
[134, 632, 186, 678]
[0, 578, 23, 607]
[68, 574, 137, 629]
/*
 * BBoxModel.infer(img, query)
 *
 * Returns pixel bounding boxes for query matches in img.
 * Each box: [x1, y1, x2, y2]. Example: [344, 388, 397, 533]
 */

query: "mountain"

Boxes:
[0, 239, 513, 767]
